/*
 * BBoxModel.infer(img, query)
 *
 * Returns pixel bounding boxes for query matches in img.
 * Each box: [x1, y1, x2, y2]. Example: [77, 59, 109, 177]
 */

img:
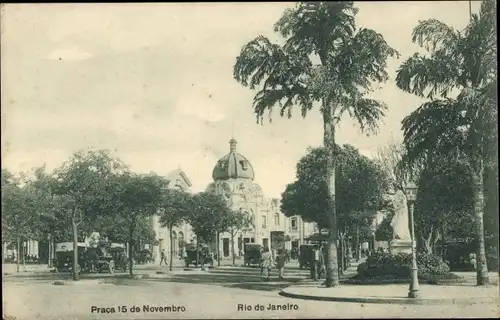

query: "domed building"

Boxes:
[206, 138, 316, 258]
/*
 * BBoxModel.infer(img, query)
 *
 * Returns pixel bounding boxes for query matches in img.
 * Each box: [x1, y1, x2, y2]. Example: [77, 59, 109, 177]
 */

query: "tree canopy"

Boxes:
[187, 192, 232, 244]
[281, 144, 389, 233]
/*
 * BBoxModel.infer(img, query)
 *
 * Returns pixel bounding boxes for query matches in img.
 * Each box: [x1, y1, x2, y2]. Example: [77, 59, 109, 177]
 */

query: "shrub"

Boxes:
[356, 252, 450, 279]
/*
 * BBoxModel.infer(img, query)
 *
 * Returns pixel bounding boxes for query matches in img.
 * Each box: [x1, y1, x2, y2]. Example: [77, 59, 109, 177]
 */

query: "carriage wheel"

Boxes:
[108, 260, 115, 274]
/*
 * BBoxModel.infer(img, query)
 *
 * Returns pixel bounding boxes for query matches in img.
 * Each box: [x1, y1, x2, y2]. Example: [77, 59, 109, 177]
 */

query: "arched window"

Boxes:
[275, 213, 280, 226]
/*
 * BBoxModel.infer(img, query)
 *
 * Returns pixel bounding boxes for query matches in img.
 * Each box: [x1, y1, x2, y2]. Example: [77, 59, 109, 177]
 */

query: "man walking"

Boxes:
[160, 249, 167, 266]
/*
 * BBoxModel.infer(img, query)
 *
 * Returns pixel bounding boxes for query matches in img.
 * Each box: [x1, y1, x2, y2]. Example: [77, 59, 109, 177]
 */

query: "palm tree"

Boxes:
[396, 0, 497, 285]
[233, 2, 398, 287]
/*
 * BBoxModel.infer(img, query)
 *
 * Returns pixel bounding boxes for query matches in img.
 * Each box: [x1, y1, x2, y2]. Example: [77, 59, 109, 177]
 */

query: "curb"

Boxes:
[279, 288, 499, 305]
[53, 279, 105, 286]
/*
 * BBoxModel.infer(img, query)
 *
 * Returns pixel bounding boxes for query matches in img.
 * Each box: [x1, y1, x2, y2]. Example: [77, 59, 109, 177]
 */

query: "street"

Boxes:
[3, 261, 498, 319]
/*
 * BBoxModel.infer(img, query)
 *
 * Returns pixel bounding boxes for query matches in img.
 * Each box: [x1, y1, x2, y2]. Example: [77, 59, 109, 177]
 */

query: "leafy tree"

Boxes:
[223, 209, 253, 266]
[107, 172, 166, 275]
[375, 216, 393, 249]
[187, 192, 232, 267]
[415, 158, 475, 254]
[158, 188, 192, 271]
[51, 150, 126, 280]
[234, 1, 398, 287]
[281, 145, 389, 271]
[1, 179, 43, 272]
[395, 0, 496, 285]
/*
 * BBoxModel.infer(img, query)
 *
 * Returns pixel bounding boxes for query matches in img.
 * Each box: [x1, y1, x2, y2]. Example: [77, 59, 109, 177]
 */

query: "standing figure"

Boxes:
[260, 247, 274, 281]
[160, 249, 167, 266]
[317, 245, 325, 279]
[275, 249, 287, 280]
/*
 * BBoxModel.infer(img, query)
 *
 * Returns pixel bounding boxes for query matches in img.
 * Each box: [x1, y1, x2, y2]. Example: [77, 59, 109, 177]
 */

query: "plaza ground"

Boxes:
[3, 260, 499, 319]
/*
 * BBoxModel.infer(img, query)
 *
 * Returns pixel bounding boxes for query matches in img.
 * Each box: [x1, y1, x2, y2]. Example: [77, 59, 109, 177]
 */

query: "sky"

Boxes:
[1, 1, 480, 198]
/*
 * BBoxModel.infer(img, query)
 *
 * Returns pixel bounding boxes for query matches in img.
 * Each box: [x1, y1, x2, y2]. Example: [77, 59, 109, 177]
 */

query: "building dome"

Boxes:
[212, 138, 255, 181]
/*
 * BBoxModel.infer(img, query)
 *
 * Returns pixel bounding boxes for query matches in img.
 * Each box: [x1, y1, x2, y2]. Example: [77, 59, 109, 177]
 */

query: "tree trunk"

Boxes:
[472, 167, 489, 285]
[128, 226, 135, 276]
[48, 234, 52, 268]
[169, 226, 174, 272]
[231, 230, 236, 266]
[217, 232, 221, 267]
[72, 218, 79, 281]
[196, 236, 200, 267]
[421, 226, 434, 254]
[323, 104, 340, 288]
[340, 234, 345, 274]
[356, 226, 360, 262]
[16, 236, 20, 273]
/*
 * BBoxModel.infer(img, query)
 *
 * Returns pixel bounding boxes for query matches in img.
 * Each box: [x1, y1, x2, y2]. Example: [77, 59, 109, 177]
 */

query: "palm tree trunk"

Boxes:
[323, 104, 340, 288]
[169, 226, 174, 272]
[472, 166, 489, 285]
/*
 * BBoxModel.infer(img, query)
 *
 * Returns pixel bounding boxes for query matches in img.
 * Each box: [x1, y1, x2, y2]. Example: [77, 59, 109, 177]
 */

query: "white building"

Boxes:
[205, 138, 315, 258]
[150, 169, 196, 261]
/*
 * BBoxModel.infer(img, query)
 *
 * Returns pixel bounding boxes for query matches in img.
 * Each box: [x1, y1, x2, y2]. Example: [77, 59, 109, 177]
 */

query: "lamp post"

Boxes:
[405, 182, 420, 298]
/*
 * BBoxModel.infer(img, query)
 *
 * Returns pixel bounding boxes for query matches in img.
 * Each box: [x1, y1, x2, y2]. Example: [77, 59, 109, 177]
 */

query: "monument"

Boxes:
[389, 189, 412, 254]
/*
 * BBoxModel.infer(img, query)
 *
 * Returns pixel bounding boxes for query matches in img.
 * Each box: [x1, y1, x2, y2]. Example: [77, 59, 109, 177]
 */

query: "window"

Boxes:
[262, 215, 267, 228]
[240, 160, 248, 171]
[275, 213, 280, 226]
[291, 217, 297, 230]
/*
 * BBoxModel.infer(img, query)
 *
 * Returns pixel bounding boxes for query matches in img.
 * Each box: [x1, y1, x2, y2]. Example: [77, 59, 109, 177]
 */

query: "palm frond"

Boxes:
[396, 52, 461, 99]
[340, 98, 387, 134]
[402, 99, 468, 166]
[274, 2, 358, 59]
[411, 19, 459, 53]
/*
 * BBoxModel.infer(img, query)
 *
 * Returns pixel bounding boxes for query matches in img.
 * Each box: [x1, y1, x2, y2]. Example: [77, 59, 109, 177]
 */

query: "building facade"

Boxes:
[150, 169, 196, 261]
[205, 138, 315, 258]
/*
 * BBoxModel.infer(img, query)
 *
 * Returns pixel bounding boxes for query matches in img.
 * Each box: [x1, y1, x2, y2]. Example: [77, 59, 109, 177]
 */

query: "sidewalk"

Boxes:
[280, 263, 500, 305]
[2, 263, 51, 275]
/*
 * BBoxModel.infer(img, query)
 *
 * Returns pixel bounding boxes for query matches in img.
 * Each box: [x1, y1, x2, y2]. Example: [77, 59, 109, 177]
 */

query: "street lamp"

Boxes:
[405, 182, 420, 299]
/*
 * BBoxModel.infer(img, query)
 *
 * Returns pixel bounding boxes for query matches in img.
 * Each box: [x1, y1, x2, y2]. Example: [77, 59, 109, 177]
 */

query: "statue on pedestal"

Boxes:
[391, 189, 411, 241]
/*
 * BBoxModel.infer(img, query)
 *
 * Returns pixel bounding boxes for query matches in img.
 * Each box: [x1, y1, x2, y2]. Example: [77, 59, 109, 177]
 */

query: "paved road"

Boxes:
[3, 263, 498, 319]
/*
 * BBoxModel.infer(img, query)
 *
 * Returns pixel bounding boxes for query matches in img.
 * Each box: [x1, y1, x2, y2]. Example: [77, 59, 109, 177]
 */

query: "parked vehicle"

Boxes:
[299, 244, 318, 269]
[244, 244, 262, 267]
[83, 247, 116, 274]
[135, 249, 153, 264]
[109, 247, 128, 272]
[53, 242, 87, 273]
[184, 245, 213, 267]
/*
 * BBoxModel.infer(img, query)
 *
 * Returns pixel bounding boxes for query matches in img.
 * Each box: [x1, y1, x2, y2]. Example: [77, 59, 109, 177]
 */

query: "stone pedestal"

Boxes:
[389, 239, 412, 254]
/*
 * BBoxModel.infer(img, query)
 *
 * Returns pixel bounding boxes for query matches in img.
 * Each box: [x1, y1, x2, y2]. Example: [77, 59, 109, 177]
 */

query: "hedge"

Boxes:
[356, 252, 451, 280]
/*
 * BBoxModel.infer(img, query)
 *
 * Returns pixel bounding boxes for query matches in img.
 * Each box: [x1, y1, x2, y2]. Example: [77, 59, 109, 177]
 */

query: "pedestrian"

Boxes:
[310, 246, 319, 280]
[260, 247, 273, 281]
[285, 249, 291, 263]
[259, 247, 264, 276]
[469, 252, 477, 270]
[160, 249, 167, 266]
[317, 245, 325, 279]
[276, 249, 287, 280]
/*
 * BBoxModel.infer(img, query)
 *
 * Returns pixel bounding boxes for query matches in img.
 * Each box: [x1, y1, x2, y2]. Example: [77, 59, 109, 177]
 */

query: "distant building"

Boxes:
[206, 138, 315, 257]
[150, 169, 196, 261]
